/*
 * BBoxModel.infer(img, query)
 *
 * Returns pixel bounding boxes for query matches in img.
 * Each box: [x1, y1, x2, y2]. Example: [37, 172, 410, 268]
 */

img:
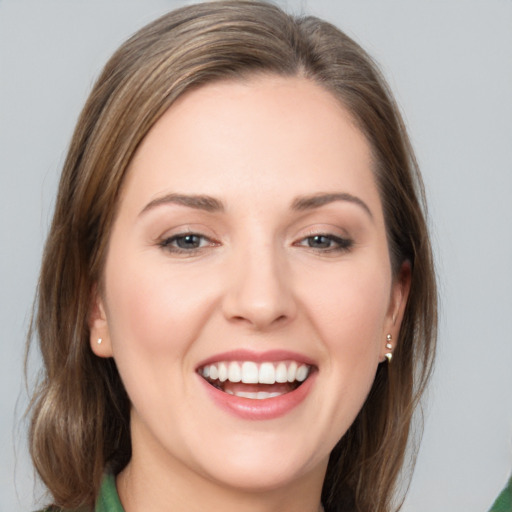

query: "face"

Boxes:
[90, 76, 409, 497]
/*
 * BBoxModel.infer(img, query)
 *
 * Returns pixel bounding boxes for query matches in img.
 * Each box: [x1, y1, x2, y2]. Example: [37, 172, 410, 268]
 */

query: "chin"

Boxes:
[180, 428, 331, 494]
[199, 453, 322, 493]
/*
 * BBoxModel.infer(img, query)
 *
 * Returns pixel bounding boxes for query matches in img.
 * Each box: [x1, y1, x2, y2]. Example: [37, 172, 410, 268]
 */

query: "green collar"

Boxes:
[488, 476, 512, 512]
[95, 474, 124, 512]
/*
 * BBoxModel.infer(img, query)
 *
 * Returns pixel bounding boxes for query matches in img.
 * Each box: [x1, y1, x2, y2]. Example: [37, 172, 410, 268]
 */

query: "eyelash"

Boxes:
[159, 232, 353, 255]
[159, 233, 217, 255]
[295, 234, 353, 253]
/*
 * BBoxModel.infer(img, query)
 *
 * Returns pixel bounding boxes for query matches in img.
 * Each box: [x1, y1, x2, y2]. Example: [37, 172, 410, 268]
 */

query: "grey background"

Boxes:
[1, 0, 511, 510]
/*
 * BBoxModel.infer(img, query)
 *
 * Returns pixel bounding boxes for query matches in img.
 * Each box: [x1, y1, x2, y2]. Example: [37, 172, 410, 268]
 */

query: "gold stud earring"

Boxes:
[385, 334, 392, 362]
[97, 338, 102, 345]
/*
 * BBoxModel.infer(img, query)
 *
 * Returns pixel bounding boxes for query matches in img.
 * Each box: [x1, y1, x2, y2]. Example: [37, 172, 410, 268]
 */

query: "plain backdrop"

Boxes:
[1, 1, 511, 510]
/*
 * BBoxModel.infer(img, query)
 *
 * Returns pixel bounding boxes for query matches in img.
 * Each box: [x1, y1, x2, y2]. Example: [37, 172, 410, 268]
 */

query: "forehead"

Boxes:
[121, 75, 380, 217]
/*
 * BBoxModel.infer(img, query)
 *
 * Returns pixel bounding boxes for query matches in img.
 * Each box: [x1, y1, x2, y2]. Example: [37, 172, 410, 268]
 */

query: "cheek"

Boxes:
[101, 253, 215, 426]
[300, 264, 390, 439]
[103, 250, 218, 362]
[306, 260, 389, 324]
[298, 261, 390, 370]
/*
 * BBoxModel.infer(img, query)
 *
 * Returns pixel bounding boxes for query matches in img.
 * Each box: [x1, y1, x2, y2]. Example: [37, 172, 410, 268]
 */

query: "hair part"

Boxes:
[27, 2, 437, 511]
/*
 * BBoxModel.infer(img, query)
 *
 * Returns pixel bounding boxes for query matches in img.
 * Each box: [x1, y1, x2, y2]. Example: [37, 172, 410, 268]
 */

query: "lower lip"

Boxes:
[199, 373, 316, 420]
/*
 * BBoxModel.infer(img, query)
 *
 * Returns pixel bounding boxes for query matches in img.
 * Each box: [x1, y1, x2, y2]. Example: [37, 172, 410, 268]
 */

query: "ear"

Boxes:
[89, 284, 113, 358]
[380, 261, 412, 361]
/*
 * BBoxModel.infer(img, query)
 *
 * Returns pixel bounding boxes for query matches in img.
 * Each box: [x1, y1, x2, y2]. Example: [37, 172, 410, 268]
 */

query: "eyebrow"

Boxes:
[291, 192, 373, 220]
[139, 191, 373, 219]
[139, 193, 224, 216]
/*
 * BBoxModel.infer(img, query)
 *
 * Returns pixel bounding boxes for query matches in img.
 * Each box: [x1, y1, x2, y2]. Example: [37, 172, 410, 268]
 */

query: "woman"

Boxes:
[27, 1, 437, 511]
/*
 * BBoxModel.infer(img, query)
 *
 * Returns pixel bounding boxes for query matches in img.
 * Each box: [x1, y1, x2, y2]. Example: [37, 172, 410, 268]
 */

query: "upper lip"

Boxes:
[195, 349, 317, 371]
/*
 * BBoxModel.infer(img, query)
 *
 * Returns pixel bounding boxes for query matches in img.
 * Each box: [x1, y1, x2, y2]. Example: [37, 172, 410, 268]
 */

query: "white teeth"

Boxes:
[228, 361, 241, 382]
[257, 392, 269, 399]
[209, 365, 218, 380]
[275, 362, 288, 383]
[241, 361, 259, 383]
[259, 362, 275, 384]
[200, 360, 312, 385]
[287, 361, 297, 382]
[296, 364, 309, 382]
[218, 362, 228, 382]
[228, 391, 284, 399]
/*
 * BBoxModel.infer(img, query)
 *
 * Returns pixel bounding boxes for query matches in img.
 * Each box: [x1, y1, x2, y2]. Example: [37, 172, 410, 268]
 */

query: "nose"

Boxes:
[221, 243, 297, 330]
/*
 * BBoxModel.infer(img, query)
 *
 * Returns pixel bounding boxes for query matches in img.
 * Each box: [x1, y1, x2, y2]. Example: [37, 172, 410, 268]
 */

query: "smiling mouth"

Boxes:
[198, 360, 313, 399]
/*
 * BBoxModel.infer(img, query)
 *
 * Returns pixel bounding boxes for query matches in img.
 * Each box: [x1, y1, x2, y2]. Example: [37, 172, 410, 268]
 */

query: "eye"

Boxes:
[159, 233, 216, 253]
[296, 234, 353, 252]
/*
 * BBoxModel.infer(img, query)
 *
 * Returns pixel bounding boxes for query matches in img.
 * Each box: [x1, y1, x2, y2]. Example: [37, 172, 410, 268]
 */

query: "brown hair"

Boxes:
[27, 2, 437, 511]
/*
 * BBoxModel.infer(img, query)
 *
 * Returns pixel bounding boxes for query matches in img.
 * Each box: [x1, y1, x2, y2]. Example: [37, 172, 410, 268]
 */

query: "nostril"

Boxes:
[221, 263, 297, 329]
[228, 312, 289, 329]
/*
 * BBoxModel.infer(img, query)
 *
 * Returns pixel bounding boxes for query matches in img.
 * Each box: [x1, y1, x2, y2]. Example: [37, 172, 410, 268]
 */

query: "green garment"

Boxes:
[95, 474, 124, 512]
[38, 474, 124, 512]
[489, 477, 512, 512]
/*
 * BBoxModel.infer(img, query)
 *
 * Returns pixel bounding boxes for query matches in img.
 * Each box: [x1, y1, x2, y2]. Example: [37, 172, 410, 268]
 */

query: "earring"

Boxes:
[385, 334, 392, 362]
[97, 338, 102, 345]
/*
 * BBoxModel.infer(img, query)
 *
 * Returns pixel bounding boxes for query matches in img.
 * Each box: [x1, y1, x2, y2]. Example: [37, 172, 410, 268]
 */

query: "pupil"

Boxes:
[177, 235, 200, 249]
[309, 235, 330, 248]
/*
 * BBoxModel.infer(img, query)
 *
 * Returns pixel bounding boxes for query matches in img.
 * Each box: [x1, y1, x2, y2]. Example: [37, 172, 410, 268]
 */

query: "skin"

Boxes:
[90, 75, 410, 512]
